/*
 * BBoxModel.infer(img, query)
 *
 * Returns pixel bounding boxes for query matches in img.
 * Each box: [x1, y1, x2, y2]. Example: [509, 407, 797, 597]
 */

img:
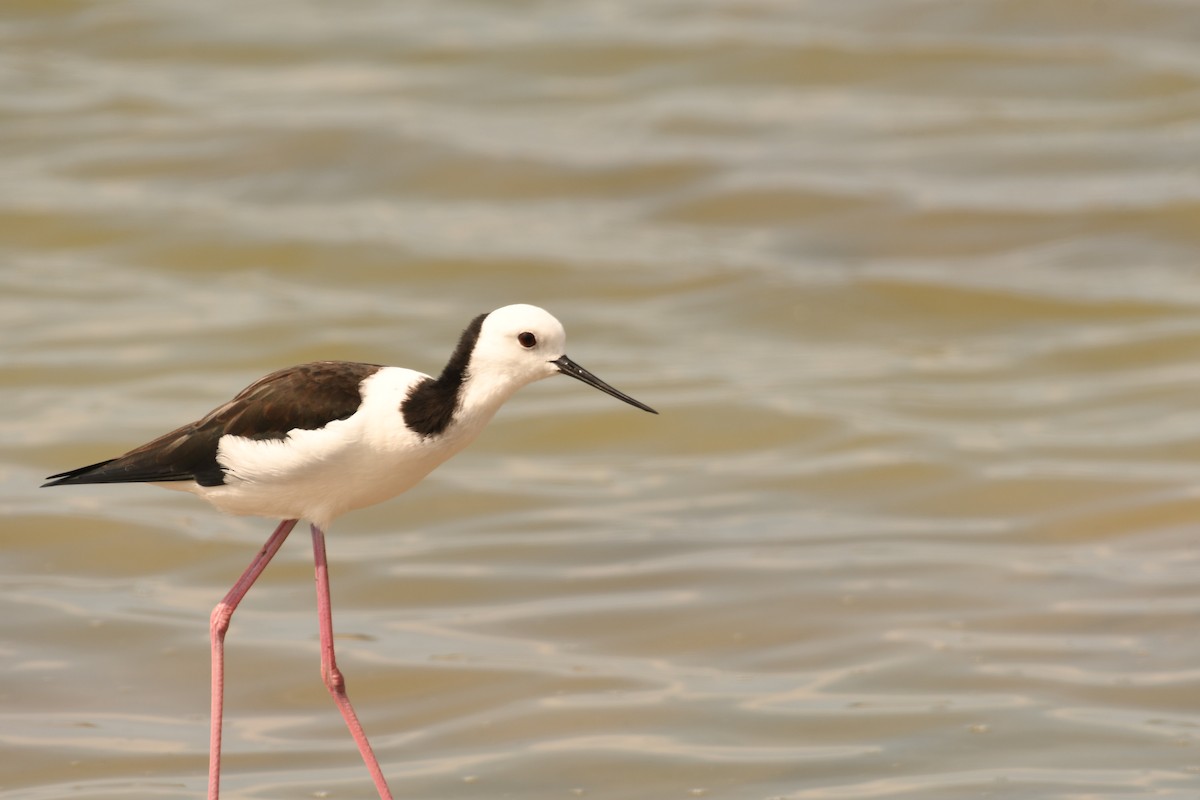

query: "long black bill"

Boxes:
[553, 355, 658, 414]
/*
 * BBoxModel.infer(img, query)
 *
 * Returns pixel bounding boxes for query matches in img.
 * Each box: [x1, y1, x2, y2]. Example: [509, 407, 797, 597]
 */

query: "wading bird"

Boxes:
[43, 304, 656, 799]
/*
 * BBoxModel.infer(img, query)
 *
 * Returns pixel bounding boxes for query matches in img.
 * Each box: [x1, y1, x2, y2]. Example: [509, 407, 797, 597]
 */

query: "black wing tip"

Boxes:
[41, 460, 116, 488]
[42, 466, 206, 486]
[43, 474, 84, 488]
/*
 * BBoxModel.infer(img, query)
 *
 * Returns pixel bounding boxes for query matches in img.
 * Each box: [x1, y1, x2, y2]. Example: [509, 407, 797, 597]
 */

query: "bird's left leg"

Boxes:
[310, 523, 394, 800]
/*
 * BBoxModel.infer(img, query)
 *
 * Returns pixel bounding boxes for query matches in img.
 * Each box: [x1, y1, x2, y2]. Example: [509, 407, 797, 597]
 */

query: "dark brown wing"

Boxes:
[42, 361, 383, 488]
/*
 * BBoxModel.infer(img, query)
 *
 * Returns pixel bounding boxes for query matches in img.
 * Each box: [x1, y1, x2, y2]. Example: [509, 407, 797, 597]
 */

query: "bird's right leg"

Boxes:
[208, 518, 299, 800]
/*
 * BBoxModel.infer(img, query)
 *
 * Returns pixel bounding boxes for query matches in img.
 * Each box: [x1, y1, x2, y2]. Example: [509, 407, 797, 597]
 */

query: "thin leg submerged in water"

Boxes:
[206, 519, 393, 800]
[311, 523, 393, 799]
[209, 518, 299, 800]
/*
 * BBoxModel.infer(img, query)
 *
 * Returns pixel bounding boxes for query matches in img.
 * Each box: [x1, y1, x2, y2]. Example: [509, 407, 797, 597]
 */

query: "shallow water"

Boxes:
[4, 1, 1200, 798]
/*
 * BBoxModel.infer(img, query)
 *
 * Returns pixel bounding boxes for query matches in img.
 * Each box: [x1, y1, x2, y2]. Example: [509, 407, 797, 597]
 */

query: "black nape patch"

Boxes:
[402, 312, 486, 437]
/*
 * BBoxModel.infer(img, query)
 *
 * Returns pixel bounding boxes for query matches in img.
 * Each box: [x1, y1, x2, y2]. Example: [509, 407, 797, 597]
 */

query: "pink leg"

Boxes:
[311, 523, 394, 799]
[208, 518, 299, 800]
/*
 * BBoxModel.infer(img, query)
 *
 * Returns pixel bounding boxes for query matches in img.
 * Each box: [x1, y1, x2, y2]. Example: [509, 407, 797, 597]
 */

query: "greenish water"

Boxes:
[4, 1, 1200, 798]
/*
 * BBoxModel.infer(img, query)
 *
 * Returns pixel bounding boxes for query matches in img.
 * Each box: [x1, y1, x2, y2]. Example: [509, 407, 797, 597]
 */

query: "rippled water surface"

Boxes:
[4, 1, 1200, 798]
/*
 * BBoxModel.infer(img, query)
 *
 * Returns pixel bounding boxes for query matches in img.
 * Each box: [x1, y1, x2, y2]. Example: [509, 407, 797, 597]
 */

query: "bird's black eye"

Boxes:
[517, 331, 537, 349]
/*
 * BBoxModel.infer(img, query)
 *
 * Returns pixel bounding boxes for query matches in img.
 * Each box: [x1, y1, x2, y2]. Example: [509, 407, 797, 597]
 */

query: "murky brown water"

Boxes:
[4, 1, 1200, 798]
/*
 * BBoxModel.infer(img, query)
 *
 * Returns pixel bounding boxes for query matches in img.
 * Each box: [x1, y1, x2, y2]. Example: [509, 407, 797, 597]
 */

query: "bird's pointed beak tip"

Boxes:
[553, 355, 658, 415]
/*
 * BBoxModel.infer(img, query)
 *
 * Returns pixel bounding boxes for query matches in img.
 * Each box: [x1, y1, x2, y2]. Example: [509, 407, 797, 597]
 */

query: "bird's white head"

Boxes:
[469, 303, 657, 414]
[472, 304, 568, 386]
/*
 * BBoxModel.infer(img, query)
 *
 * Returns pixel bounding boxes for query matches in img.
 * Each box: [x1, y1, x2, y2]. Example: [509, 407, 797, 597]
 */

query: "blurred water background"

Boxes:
[4, 1, 1200, 798]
